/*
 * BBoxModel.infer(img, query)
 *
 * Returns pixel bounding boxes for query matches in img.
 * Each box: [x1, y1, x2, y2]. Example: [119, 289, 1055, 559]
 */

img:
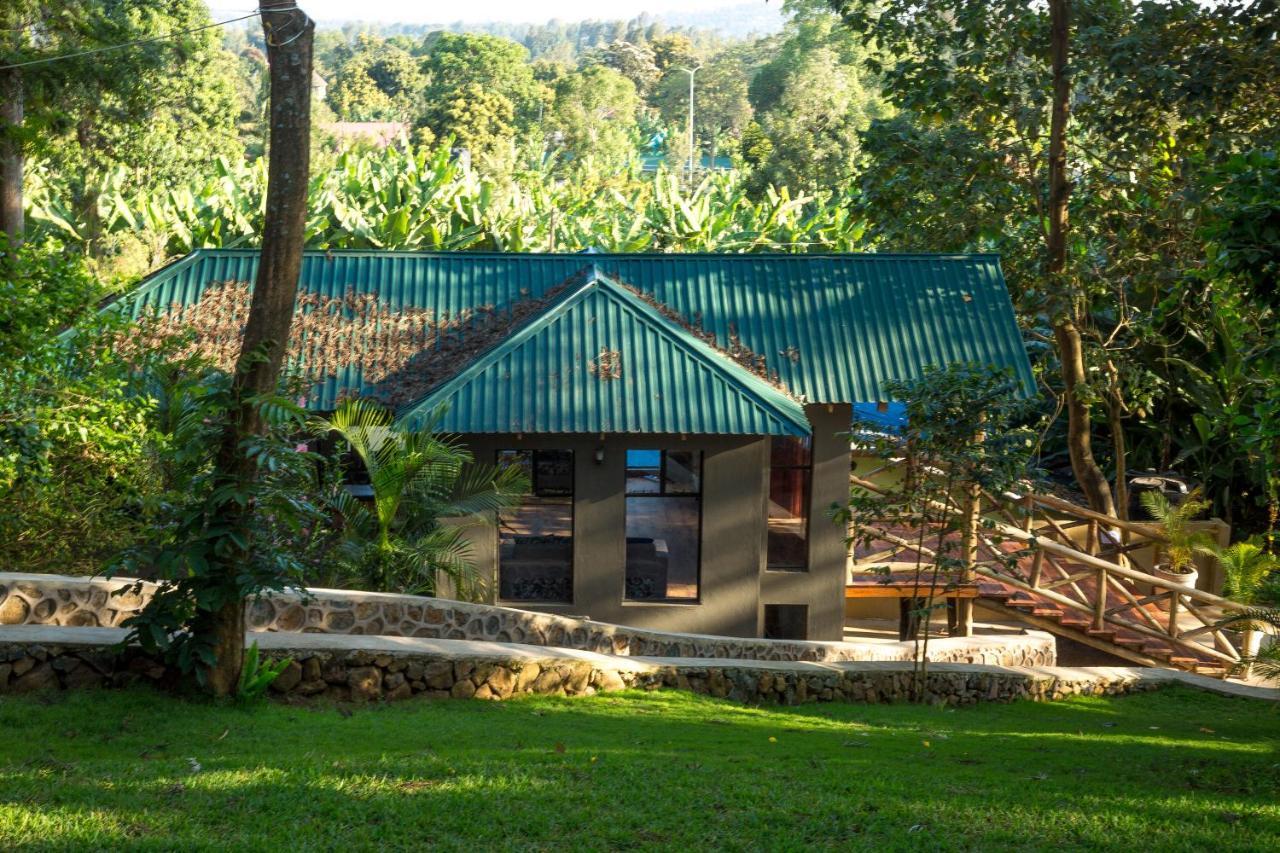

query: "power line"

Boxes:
[0, 9, 302, 72]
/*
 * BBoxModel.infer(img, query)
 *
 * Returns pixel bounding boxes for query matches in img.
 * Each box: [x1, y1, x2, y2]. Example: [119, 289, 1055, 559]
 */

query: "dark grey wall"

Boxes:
[459, 409, 851, 641]
[758, 404, 852, 641]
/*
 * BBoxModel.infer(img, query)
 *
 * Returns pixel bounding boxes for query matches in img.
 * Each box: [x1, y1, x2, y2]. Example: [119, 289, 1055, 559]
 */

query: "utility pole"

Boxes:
[674, 65, 701, 180]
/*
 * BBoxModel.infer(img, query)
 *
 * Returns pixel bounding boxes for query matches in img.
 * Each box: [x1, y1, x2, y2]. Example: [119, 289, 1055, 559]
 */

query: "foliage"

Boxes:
[1139, 488, 1217, 575]
[0, 239, 164, 572]
[3, 0, 243, 271]
[235, 641, 291, 703]
[546, 66, 641, 178]
[1202, 150, 1280, 310]
[423, 85, 516, 165]
[1216, 539, 1280, 606]
[590, 39, 660, 95]
[328, 34, 424, 122]
[315, 399, 526, 598]
[419, 32, 544, 134]
[107, 368, 324, 682]
[25, 144, 872, 261]
[837, 363, 1039, 698]
[830, 0, 1280, 533]
[1216, 607, 1280, 683]
[745, 1, 885, 191]
[653, 54, 754, 159]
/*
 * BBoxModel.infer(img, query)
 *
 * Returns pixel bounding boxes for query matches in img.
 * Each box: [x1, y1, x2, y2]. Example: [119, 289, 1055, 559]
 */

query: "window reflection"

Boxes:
[625, 450, 701, 601]
[767, 437, 811, 571]
[497, 450, 573, 602]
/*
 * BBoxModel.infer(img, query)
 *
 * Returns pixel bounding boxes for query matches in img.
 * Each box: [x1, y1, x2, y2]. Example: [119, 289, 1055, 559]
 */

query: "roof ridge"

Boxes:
[398, 267, 810, 435]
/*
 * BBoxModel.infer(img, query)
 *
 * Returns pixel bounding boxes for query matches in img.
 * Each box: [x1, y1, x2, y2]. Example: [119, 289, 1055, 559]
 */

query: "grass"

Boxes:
[0, 686, 1277, 851]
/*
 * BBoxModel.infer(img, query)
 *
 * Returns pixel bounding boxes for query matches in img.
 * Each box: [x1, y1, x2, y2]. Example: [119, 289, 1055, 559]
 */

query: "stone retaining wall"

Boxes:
[0, 573, 1057, 668]
[0, 631, 1161, 706]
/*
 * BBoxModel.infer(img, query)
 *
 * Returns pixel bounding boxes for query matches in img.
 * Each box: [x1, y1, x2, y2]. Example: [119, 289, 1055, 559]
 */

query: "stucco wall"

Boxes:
[458, 407, 854, 642]
[460, 432, 768, 638]
[758, 403, 852, 641]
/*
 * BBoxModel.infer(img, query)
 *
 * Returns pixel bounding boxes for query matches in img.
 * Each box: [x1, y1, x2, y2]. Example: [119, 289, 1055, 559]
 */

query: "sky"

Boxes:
[208, 1, 766, 26]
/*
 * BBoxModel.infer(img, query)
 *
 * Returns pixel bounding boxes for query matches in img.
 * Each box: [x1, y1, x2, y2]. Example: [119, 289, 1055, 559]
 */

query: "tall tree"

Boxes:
[547, 65, 640, 176]
[0, 1, 36, 245]
[748, 1, 885, 191]
[204, 2, 315, 697]
[0, 66, 21, 245]
[0, 1, 241, 259]
[1046, 0, 1115, 514]
[831, 0, 1280, 516]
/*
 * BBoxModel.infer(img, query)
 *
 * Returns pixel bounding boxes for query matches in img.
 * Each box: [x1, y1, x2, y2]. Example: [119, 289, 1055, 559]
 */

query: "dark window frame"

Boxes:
[763, 603, 809, 640]
[624, 449, 703, 603]
[766, 437, 813, 572]
[495, 449, 575, 604]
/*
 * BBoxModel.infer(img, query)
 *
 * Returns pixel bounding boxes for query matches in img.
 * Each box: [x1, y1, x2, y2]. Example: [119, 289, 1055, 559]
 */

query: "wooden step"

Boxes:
[1086, 628, 1116, 641]
[1167, 656, 1201, 667]
[1058, 617, 1090, 629]
[1112, 637, 1145, 648]
[1031, 608, 1064, 618]
[1007, 599, 1038, 610]
[981, 588, 1016, 600]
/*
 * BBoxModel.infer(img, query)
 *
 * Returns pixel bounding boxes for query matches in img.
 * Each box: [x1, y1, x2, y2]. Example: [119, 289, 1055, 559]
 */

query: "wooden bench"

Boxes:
[846, 577, 979, 640]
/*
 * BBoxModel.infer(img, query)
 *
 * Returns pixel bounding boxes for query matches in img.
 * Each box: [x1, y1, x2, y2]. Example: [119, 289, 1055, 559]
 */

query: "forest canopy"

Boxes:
[2, 0, 1279, 564]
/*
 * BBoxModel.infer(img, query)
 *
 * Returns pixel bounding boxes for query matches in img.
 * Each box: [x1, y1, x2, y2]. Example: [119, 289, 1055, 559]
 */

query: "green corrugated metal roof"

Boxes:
[121, 249, 1034, 422]
[399, 267, 811, 436]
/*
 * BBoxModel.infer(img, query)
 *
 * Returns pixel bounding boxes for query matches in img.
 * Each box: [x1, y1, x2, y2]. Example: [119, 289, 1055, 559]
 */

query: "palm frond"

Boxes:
[1217, 606, 1280, 633]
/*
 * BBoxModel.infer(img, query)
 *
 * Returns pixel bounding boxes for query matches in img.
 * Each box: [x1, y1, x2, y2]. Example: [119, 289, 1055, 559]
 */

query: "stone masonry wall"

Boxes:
[0, 636, 1156, 706]
[0, 573, 1057, 668]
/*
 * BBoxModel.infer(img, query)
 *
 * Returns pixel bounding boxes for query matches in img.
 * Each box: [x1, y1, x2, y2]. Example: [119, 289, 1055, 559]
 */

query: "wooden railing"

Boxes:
[849, 466, 1248, 676]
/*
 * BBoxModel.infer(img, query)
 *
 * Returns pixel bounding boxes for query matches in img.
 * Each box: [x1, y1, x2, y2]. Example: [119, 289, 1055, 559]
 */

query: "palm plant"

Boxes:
[1217, 607, 1280, 683]
[317, 399, 526, 599]
[1213, 539, 1280, 681]
[1139, 487, 1217, 575]
[1217, 538, 1280, 604]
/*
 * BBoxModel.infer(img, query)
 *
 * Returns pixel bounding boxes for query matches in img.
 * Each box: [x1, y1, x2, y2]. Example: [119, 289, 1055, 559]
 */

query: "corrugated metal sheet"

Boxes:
[398, 269, 811, 436]
[121, 249, 1034, 419]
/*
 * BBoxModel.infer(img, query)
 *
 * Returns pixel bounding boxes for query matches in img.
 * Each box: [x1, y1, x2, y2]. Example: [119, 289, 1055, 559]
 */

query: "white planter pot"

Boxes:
[1243, 628, 1264, 660]
[1153, 565, 1198, 590]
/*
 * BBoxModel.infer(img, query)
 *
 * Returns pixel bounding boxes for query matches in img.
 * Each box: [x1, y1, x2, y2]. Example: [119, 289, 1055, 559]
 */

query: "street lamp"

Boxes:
[673, 65, 702, 180]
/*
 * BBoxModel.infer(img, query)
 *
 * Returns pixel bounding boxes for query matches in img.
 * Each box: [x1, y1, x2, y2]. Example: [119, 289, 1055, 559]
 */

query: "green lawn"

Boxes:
[0, 687, 1276, 851]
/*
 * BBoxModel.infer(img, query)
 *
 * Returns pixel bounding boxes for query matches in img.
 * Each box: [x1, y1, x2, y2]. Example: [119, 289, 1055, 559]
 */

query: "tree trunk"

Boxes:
[1054, 321, 1115, 515]
[75, 119, 102, 255]
[204, 4, 314, 698]
[1105, 361, 1128, 521]
[0, 67, 22, 245]
[1047, 0, 1115, 516]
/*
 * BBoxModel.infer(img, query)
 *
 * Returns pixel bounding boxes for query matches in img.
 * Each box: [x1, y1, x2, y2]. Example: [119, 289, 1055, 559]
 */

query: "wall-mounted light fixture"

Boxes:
[594, 446, 605, 465]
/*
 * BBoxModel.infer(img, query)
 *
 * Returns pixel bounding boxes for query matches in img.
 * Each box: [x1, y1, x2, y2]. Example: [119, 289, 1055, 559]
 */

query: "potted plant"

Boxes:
[1139, 487, 1217, 589]
[1216, 538, 1280, 665]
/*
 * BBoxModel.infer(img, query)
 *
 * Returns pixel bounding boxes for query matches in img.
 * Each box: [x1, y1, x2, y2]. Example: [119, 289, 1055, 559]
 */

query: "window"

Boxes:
[496, 450, 573, 603]
[763, 604, 808, 640]
[625, 450, 701, 601]
[767, 437, 811, 571]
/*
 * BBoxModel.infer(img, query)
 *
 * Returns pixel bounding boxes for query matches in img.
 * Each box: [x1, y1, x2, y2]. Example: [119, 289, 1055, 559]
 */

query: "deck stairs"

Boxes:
[849, 470, 1247, 679]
